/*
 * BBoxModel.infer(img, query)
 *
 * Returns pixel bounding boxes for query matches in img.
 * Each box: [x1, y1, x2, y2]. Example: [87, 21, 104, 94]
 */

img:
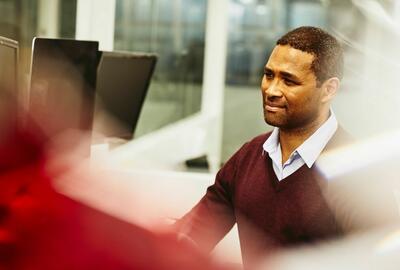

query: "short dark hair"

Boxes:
[277, 26, 344, 86]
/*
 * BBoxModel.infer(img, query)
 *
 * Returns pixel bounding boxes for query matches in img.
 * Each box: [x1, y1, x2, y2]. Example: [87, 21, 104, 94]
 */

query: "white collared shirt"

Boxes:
[262, 111, 338, 181]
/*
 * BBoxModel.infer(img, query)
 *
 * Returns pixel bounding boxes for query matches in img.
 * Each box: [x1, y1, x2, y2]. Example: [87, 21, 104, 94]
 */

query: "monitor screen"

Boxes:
[94, 51, 157, 140]
[29, 38, 100, 138]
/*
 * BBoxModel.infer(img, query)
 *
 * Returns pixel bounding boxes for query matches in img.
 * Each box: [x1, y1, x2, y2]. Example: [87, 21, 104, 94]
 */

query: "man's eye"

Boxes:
[284, 78, 297, 86]
[264, 72, 273, 79]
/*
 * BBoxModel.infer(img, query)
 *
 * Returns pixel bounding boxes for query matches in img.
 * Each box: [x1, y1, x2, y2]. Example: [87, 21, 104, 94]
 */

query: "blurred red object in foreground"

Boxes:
[0, 115, 233, 270]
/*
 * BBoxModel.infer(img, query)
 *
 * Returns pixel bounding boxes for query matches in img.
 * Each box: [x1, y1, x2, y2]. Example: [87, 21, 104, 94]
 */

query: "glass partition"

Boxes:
[0, 0, 77, 111]
[114, 0, 207, 137]
[0, 0, 76, 75]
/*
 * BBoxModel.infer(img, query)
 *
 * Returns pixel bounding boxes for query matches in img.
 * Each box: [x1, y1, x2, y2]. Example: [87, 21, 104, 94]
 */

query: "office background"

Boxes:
[0, 0, 398, 169]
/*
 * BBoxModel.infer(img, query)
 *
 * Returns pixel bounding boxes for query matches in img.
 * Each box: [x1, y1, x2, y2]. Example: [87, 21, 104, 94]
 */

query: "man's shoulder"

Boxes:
[325, 125, 354, 151]
[231, 131, 272, 159]
[244, 131, 273, 149]
[219, 131, 272, 175]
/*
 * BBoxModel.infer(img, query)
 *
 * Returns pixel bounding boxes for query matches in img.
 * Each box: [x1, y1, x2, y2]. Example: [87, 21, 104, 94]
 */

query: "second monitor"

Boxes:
[94, 51, 157, 140]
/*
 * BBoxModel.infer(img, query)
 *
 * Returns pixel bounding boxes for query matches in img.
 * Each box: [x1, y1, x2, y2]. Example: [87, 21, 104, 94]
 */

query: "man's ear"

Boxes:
[321, 77, 340, 103]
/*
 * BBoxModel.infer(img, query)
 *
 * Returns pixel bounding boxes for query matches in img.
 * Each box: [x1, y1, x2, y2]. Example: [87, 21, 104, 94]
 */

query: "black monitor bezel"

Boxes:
[96, 50, 158, 139]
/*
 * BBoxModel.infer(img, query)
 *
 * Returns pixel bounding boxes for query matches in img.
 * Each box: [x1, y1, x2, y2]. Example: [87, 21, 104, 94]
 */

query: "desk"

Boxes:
[54, 162, 242, 264]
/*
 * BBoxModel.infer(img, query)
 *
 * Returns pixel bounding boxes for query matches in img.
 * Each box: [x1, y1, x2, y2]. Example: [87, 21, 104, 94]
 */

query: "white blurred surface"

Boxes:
[54, 157, 242, 264]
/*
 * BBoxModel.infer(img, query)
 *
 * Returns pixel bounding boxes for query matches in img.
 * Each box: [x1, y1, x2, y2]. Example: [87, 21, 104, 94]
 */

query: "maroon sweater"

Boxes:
[177, 128, 352, 267]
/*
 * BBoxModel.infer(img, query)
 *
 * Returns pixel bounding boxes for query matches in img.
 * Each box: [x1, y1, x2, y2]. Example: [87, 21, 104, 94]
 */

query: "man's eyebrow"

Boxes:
[280, 71, 300, 81]
[264, 67, 273, 73]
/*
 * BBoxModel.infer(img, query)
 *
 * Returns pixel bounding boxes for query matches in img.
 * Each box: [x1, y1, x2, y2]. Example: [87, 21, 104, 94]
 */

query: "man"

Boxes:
[175, 26, 352, 267]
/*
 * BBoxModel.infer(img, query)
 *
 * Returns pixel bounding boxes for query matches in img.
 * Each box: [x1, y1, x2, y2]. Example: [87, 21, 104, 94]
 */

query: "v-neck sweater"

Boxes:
[176, 127, 352, 267]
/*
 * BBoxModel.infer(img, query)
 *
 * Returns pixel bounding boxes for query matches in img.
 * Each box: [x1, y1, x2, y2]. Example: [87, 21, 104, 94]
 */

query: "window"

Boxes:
[114, 0, 207, 137]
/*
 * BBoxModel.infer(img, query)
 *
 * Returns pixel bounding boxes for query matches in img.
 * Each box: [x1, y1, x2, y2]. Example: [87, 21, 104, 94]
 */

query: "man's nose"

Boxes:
[263, 79, 282, 98]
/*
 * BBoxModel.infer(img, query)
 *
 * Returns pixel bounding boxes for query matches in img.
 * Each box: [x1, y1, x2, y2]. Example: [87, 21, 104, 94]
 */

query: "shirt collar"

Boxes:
[263, 127, 279, 154]
[262, 110, 338, 168]
[297, 111, 338, 167]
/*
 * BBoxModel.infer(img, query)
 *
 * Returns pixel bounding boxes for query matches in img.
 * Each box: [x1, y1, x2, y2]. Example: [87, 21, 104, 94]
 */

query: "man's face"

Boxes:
[261, 45, 324, 130]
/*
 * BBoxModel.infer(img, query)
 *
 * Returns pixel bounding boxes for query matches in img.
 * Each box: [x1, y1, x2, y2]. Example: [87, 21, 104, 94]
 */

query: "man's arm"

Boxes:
[174, 144, 247, 252]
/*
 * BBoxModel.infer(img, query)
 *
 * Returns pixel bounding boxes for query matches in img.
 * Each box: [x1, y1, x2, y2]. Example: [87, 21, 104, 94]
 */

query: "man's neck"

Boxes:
[279, 112, 330, 164]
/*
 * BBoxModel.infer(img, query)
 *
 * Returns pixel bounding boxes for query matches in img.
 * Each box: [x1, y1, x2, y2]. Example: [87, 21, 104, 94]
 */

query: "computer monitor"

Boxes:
[94, 51, 157, 140]
[0, 36, 19, 131]
[29, 38, 100, 138]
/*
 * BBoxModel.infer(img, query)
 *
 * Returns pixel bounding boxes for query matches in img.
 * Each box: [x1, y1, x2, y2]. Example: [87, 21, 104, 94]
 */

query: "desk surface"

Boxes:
[54, 163, 242, 264]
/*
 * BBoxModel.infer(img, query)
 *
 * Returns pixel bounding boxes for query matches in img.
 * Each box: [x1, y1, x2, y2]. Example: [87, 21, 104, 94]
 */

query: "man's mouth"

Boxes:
[264, 102, 286, 112]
